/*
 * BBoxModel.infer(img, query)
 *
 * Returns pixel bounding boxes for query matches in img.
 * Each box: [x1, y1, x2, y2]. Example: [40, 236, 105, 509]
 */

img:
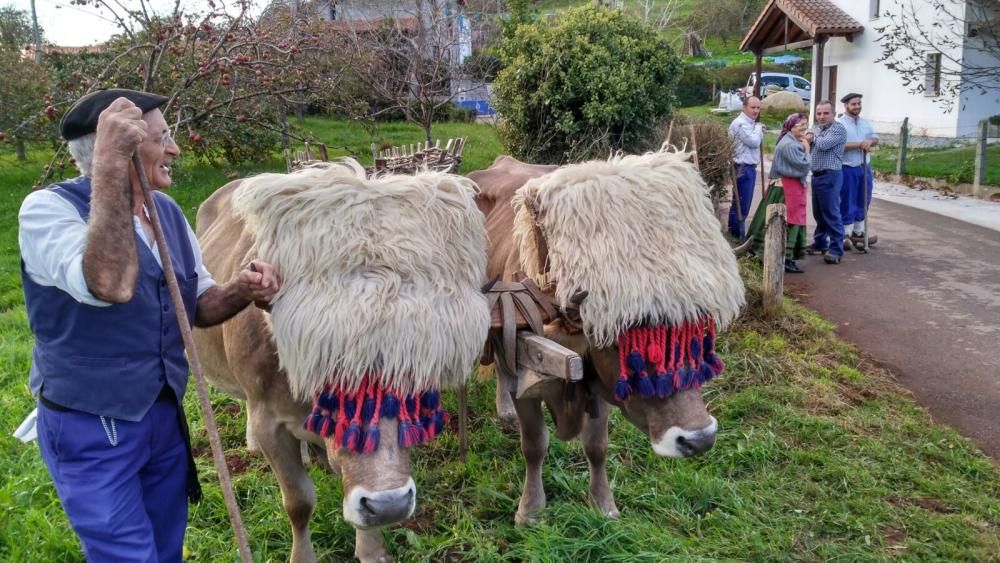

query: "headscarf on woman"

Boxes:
[776, 112, 807, 145]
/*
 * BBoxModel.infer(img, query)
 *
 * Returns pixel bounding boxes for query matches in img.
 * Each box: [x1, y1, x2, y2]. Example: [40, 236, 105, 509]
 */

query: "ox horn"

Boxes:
[570, 290, 589, 305]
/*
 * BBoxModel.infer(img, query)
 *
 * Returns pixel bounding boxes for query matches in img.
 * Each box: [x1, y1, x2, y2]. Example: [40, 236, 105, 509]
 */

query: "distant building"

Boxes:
[741, 0, 1000, 138]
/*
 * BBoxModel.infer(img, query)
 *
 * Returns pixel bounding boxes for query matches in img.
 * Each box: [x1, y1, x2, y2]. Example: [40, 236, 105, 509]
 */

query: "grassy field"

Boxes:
[1, 119, 999, 561]
[870, 144, 1000, 186]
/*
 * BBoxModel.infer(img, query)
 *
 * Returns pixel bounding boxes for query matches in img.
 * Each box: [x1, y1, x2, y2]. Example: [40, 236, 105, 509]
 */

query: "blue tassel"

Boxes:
[362, 397, 376, 422]
[432, 411, 445, 435]
[362, 423, 380, 453]
[382, 393, 400, 419]
[703, 332, 715, 355]
[636, 374, 655, 398]
[342, 396, 357, 420]
[656, 370, 674, 398]
[614, 377, 632, 401]
[398, 421, 415, 448]
[706, 353, 725, 374]
[699, 361, 715, 383]
[626, 351, 646, 376]
[690, 335, 703, 363]
[305, 412, 324, 433]
[405, 395, 418, 416]
[342, 421, 362, 451]
[679, 366, 694, 389]
[317, 391, 339, 412]
[420, 390, 440, 410]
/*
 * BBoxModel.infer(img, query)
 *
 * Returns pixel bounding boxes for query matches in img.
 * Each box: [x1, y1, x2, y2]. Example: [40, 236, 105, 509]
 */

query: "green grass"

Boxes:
[871, 143, 1000, 186]
[2, 118, 999, 561]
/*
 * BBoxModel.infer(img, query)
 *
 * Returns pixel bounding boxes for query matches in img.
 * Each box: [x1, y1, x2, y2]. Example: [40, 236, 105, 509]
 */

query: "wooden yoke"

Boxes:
[483, 273, 583, 399]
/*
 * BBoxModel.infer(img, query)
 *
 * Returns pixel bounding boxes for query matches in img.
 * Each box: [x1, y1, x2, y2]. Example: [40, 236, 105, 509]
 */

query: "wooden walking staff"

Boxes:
[861, 152, 870, 253]
[132, 154, 254, 563]
[728, 163, 744, 239]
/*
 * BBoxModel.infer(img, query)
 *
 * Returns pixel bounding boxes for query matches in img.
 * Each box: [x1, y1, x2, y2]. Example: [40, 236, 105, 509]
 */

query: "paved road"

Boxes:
[773, 197, 1000, 459]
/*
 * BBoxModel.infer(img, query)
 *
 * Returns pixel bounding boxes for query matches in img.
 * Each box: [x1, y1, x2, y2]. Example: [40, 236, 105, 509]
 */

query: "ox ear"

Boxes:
[512, 185, 550, 284]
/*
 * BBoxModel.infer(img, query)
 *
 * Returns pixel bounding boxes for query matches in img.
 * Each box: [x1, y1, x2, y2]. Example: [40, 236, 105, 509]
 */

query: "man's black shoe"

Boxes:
[784, 259, 804, 274]
[823, 254, 842, 265]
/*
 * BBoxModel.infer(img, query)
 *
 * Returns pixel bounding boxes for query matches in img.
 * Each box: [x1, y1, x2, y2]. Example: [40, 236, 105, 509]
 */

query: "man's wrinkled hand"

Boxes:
[239, 260, 281, 308]
[94, 97, 148, 160]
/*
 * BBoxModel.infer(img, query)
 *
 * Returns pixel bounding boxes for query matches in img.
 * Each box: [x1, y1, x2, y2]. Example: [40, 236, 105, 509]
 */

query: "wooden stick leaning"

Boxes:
[132, 154, 253, 563]
[862, 152, 870, 253]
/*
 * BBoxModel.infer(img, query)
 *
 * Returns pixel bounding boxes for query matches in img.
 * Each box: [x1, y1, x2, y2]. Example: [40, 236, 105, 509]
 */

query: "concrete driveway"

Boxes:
[741, 179, 1000, 459]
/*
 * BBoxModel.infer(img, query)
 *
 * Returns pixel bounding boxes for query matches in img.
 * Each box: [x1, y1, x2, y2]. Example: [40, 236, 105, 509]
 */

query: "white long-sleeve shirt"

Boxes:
[728, 112, 764, 165]
[18, 188, 216, 306]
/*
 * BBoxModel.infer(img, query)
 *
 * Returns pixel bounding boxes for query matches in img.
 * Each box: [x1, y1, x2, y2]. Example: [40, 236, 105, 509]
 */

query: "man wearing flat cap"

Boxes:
[838, 93, 879, 248]
[18, 89, 281, 561]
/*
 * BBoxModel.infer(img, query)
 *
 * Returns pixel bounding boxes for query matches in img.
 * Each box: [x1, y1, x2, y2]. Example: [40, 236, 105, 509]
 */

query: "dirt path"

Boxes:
[766, 196, 1000, 458]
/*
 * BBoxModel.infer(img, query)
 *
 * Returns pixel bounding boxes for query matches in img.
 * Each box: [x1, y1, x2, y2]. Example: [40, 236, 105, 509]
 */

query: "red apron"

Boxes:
[780, 177, 807, 226]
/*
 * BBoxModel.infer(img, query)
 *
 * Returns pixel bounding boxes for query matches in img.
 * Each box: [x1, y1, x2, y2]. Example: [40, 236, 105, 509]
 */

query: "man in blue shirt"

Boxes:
[806, 100, 848, 264]
[837, 93, 880, 248]
[19, 89, 281, 561]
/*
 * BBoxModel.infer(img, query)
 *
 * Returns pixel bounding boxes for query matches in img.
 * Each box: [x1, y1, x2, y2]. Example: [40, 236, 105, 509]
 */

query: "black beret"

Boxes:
[60, 89, 169, 141]
[840, 92, 863, 104]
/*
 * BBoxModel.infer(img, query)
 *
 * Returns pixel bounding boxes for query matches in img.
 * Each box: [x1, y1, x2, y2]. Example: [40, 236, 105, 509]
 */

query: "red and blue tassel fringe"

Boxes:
[615, 315, 724, 401]
[302, 374, 448, 454]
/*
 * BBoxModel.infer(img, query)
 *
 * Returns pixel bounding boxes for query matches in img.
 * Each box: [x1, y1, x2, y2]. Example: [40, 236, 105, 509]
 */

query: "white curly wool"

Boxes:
[232, 160, 490, 399]
[512, 148, 745, 347]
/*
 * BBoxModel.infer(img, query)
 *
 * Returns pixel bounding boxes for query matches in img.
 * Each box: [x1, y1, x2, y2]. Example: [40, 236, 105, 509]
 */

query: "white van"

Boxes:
[739, 72, 812, 102]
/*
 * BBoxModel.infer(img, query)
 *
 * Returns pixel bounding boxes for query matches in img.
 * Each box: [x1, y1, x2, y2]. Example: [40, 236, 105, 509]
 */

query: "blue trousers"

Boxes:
[728, 163, 756, 239]
[811, 169, 845, 257]
[37, 399, 189, 562]
[840, 164, 874, 225]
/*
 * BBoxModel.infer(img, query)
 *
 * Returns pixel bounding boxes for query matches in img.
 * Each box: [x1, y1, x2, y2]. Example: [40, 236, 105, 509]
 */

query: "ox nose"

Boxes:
[651, 417, 718, 458]
[675, 429, 716, 457]
[346, 479, 417, 528]
[359, 488, 414, 524]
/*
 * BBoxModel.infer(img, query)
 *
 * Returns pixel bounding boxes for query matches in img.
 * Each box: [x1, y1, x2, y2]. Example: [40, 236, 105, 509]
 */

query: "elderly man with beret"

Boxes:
[18, 89, 281, 561]
[837, 92, 880, 249]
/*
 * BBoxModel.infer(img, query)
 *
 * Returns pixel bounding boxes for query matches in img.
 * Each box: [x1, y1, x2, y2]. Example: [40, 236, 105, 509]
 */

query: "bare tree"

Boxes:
[875, 0, 1000, 109]
[337, 0, 501, 143]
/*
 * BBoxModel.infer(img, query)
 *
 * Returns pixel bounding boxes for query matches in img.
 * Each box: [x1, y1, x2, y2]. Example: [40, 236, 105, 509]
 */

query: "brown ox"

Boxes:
[470, 154, 743, 523]
[193, 162, 487, 563]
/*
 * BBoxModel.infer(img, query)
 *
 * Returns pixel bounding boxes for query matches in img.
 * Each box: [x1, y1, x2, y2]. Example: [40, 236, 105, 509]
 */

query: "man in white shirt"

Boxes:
[837, 93, 879, 248]
[19, 89, 281, 562]
[727, 96, 764, 239]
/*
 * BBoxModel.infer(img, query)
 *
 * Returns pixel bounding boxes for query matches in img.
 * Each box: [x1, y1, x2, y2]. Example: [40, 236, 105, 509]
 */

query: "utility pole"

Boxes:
[30, 0, 42, 62]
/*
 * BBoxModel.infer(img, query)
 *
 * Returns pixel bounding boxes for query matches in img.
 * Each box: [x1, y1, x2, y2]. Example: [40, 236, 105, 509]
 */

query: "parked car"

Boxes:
[739, 72, 812, 102]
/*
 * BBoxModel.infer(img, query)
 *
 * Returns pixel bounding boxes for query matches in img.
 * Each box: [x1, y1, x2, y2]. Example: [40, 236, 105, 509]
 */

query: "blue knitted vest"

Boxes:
[21, 176, 198, 421]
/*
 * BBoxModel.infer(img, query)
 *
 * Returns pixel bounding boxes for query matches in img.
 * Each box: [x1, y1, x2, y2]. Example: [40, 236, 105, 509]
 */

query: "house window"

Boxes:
[870, 0, 880, 19]
[924, 53, 942, 96]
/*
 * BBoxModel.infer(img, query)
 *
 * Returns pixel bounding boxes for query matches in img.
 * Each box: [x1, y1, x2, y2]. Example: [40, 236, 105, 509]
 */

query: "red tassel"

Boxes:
[333, 388, 350, 446]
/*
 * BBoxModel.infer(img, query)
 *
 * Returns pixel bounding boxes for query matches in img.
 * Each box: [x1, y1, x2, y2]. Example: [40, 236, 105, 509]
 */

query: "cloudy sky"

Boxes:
[7, 0, 265, 47]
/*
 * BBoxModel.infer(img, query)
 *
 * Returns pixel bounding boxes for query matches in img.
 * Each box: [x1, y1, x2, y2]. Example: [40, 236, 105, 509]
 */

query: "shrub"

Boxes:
[435, 104, 478, 123]
[493, 5, 680, 163]
[462, 50, 504, 82]
[677, 64, 715, 107]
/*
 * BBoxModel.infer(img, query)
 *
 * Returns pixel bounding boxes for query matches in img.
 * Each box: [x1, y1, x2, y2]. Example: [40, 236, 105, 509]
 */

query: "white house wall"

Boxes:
[957, 36, 1000, 137]
[822, 0, 975, 138]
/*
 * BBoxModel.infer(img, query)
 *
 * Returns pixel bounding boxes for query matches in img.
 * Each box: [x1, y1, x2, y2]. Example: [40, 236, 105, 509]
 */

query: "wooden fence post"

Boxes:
[974, 118, 988, 197]
[763, 203, 787, 313]
[896, 117, 909, 176]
